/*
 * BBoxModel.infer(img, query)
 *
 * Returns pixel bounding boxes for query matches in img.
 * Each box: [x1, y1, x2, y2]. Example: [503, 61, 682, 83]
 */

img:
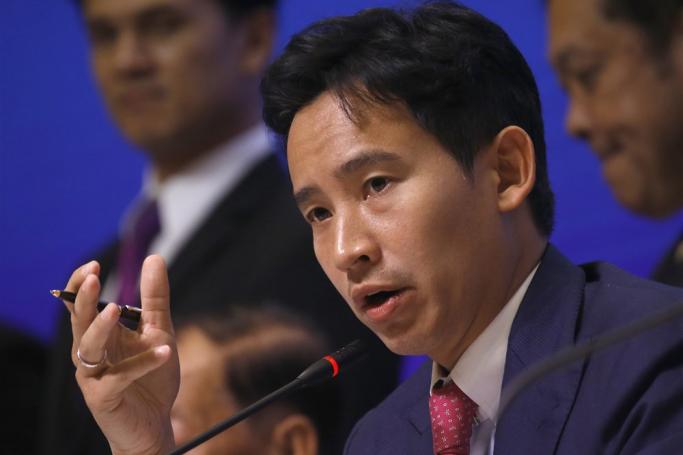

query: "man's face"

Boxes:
[549, 0, 683, 217]
[172, 327, 269, 455]
[83, 0, 260, 157]
[288, 92, 508, 366]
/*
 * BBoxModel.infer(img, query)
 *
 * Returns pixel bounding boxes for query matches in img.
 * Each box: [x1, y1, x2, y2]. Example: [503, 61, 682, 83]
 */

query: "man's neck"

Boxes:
[432, 232, 547, 371]
[151, 120, 261, 183]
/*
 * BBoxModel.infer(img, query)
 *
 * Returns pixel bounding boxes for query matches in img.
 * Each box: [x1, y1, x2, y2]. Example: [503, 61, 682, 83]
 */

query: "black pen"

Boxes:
[50, 290, 142, 323]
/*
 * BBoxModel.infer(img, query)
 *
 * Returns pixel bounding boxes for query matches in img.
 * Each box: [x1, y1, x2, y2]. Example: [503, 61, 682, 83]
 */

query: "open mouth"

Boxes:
[594, 136, 625, 162]
[599, 147, 622, 162]
[365, 289, 402, 308]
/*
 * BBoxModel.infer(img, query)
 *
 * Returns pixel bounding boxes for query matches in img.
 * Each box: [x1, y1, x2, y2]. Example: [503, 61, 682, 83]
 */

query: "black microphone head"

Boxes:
[296, 339, 368, 386]
[329, 339, 367, 368]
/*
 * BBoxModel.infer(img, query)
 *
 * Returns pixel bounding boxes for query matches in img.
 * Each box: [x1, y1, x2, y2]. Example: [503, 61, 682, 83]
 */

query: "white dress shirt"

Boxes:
[430, 264, 539, 455]
[101, 124, 272, 301]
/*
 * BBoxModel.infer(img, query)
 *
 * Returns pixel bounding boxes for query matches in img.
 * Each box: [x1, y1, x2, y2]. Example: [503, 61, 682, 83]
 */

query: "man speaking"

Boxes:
[44, 0, 398, 452]
[62, 2, 683, 454]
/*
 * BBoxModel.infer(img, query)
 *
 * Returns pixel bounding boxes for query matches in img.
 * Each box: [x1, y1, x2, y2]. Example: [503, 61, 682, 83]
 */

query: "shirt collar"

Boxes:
[430, 263, 539, 422]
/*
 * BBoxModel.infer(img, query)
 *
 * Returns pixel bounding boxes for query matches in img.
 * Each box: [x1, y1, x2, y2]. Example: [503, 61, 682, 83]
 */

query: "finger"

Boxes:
[70, 274, 105, 366]
[62, 261, 101, 314]
[139, 255, 173, 334]
[71, 273, 102, 351]
[99, 345, 172, 397]
[65, 260, 101, 293]
[76, 303, 121, 376]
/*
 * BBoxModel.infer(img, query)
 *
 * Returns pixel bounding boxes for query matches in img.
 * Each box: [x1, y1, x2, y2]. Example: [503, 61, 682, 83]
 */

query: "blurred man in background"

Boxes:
[172, 305, 339, 455]
[41, 0, 398, 453]
[548, 0, 683, 286]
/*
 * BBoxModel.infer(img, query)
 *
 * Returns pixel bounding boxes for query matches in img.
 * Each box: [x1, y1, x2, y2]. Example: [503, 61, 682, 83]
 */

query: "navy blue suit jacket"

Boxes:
[345, 245, 683, 454]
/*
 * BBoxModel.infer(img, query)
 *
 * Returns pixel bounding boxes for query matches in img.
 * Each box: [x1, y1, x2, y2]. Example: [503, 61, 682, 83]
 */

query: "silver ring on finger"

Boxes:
[77, 348, 108, 369]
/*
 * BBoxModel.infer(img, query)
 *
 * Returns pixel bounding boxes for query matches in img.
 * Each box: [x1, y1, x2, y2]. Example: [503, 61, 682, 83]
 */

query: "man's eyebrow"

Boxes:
[292, 150, 400, 208]
[293, 186, 321, 208]
[335, 149, 401, 177]
[86, 5, 179, 27]
[137, 5, 183, 23]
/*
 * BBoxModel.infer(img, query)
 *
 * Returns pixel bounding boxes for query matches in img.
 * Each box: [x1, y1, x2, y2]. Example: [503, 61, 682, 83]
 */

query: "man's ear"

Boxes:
[238, 9, 276, 75]
[270, 414, 319, 455]
[490, 126, 536, 213]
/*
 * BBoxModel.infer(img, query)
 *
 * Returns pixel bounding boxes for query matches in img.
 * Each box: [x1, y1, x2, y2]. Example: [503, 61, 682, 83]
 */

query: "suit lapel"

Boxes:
[400, 363, 434, 454]
[495, 245, 587, 455]
[166, 154, 285, 292]
[406, 398, 435, 454]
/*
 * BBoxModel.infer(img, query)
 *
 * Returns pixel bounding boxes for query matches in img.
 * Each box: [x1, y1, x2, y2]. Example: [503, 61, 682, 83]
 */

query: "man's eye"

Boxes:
[141, 13, 185, 37]
[307, 207, 331, 223]
[367, 177, 389, 194]
[88, 24, 117, 47]
[574, 65, 602, 91]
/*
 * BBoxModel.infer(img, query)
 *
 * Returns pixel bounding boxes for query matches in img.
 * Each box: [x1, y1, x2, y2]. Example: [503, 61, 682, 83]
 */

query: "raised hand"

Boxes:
[65, 255, 179, 455]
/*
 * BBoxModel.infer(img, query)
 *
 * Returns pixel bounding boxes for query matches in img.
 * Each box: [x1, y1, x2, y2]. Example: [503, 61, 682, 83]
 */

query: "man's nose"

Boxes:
[565, 96, 592, 142]
[333, 213, 381, 273]
[112, 32, 154, 76]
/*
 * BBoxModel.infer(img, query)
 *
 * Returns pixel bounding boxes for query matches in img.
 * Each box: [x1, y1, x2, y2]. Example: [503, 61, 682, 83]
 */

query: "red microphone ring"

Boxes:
[324, 355, 339, 377]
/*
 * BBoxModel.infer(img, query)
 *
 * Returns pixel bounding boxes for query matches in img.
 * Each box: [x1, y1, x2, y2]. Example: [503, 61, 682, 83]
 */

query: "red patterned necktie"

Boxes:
[115, 198, 160, 309]
[429, 381, 478, 455]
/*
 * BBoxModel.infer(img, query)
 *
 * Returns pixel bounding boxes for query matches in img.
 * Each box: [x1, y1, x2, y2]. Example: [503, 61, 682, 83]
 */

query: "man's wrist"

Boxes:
[109, 418, 175, 455]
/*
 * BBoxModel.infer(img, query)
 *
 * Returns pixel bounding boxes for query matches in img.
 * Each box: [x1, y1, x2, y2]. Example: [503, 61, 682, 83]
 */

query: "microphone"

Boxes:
[484, 300, 683, 453]
[169, 339, 368, 455]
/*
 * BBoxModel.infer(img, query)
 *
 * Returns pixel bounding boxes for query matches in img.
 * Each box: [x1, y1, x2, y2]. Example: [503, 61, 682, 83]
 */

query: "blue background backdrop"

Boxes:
[1, 0, 681, 343]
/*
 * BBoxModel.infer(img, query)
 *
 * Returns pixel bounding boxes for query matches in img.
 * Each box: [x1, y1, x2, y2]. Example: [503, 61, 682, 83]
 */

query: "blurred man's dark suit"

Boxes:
[41, 154, 399, 455]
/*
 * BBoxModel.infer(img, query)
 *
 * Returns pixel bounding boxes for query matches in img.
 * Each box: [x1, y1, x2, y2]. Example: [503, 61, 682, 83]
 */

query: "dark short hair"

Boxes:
[74, 0, 278, 19]
[175, 304, 340, 449]
[262, 1, 555, 236]
[599, 0, 683, 50]
[215, 0, 278, 18]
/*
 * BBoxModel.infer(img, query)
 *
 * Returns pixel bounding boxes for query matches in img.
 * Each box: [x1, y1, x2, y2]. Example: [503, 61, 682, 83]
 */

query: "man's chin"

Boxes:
[376, 331, 428, 357]
[603, 163, 652, 214]
[125, 131, 185, 157]
[608, 178, 670, 218]
[115, 117, 178, 147]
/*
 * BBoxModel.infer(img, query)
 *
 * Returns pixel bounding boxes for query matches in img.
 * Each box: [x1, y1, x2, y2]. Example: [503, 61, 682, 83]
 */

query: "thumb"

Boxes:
[139, 255, 173, 334]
